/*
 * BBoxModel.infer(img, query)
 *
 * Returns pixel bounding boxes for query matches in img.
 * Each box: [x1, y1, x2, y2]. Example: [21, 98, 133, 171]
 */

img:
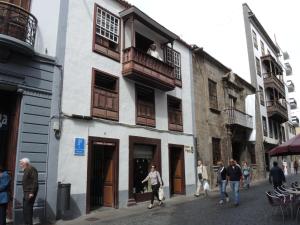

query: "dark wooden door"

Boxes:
[90, 145, 115, 210]
[0, 91, 20, 219]
[170, 146, 185, 195]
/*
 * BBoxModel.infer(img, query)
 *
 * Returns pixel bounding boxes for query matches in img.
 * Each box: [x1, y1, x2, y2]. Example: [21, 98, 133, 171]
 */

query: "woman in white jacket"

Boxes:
[195, 160, 208, 197]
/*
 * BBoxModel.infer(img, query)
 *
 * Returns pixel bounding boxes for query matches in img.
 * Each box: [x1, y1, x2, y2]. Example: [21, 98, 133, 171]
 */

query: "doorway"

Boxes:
[87, 138, 119, 213]
[128, 136, 161, 203]
[169, 145, 185, 196]
[0, 90, 21, 219]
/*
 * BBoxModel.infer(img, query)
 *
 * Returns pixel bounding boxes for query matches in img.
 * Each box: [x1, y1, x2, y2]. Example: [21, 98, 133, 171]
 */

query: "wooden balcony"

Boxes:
[225, 108, 253, 130]
[266, 100, 288, 123]
[0, 1, 37, 54]
[122, 47, 175, 91]
[263, 73, 285, 95]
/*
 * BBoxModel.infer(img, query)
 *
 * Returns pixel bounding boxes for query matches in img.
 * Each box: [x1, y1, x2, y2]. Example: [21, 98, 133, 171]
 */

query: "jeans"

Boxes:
[0, 203, 7, 225]
[151, 184, 160, 204]
[243, 175, 250, 188]
[230, 181, 240, 204]
[219, 180, 228, 201]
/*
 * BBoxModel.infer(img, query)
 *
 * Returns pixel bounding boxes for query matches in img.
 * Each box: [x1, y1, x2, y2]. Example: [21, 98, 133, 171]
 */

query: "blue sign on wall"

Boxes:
[74, 138, 85, 156]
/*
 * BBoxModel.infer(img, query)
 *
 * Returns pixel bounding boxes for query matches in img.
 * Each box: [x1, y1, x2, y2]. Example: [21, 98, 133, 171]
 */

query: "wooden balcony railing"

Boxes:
[263, 72, 285, 95]
[122, 47, 175, 91]
[225, 108, 253, 129]
[0, 1, 37, 47]
[266, 100, 288, 123]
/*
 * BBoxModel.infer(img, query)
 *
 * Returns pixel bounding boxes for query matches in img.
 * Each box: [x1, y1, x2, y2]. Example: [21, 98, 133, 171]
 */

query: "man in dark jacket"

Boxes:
[20, 158, 38, 225]
[227, 159, 242, 206]
[0, 165, 11, 225]
[216, 161, 229, 204]
[269, 161, 286, 189]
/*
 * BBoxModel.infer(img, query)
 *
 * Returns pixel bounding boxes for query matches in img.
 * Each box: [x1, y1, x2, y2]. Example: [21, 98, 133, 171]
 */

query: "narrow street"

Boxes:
[58, 175, 300, 225]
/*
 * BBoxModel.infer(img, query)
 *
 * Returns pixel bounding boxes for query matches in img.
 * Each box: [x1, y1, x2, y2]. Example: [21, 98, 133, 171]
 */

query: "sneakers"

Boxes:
[148, 204, 153, 209]
[219, 200, 224, 205]
[226, 197, 230, 202]
[194, 194, 200, 197]
[158, 201, 163, 206]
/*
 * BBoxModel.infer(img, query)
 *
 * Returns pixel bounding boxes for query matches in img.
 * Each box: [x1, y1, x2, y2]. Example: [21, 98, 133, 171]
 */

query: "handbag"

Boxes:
[198, 173, 203, 180]
[159, 187, 165, 201]
[203, 180, 210, 191]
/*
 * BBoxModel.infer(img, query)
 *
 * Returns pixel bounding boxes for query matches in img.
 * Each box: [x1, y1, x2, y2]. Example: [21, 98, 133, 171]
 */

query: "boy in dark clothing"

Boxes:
[227, 159, 242, 206]
[216, 161, 229, 204]
[269, 161, 286, 189]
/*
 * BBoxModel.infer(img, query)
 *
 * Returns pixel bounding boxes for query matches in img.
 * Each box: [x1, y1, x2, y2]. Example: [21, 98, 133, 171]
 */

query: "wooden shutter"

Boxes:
[136, 86, 155, 127]
[168, 96, 183, 132]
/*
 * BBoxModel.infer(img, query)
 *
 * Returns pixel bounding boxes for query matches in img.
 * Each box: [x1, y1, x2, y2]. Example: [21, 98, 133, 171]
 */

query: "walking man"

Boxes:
[269, 161, 286, 189]
[227, 159, 242, 207]
[216, 161, 229, 204]
[0, 165, 11, 225]
[20, 158, 38, 225]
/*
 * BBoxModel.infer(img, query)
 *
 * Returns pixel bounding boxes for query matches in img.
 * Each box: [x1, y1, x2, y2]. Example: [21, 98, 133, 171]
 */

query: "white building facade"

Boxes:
[56, 0, 196, 217]
[243, 3, 295, 174]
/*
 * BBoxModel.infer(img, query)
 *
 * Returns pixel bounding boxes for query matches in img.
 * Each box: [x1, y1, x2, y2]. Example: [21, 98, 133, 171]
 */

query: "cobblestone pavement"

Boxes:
[58, 175, 300, 225]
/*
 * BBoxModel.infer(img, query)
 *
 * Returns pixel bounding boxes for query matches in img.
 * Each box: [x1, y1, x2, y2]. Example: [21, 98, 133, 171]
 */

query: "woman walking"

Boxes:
[195, 160, 208, 197]
[242, 161, 251, 189]
[0, 165, 11, 225]
[142, 165, 163, 209]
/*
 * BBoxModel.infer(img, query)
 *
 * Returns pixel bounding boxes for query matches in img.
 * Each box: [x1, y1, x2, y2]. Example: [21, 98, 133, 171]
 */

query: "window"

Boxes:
[274, 122, 278, 139]
[136, 85, 155, 127]
[165, 47, 182, 83]
[259, 86, 265, 106]
[260, 40, 265, 55]
[255, 57, 261, 76]
[208, 79, 218, 109]
[281, 127, 286, 142]
[262, 116, 267, 136]
[267, 49, 271, 55]
[93, 5, 120, 60]
[168, 96, 183, 132]
[212, 138, 221, 165]
[268, 119, 273, 138]
[229, 95, 237, 109]
[92, 69, 119, 121]
[252, 30, 258, 49]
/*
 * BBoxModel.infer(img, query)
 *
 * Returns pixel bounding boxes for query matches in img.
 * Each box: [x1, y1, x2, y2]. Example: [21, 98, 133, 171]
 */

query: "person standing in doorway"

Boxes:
[20, 158, 38, 225]
[0, 165, 11, 225]
[269, 161, 286, 189]
[216, 161, 229, 205]
[227, 159, 242, 207]
[294, 160, 299, 174]
[195, 160, 208, 197]
[242, 161, 251, 189]
[142, 165, 163, 209]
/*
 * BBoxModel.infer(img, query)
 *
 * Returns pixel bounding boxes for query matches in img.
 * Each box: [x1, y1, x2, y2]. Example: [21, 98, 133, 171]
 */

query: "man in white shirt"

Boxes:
[147, 43, 162, 61]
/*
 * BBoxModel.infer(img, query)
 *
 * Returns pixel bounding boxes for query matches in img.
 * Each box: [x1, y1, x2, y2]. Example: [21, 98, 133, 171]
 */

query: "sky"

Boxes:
[128, 0, 300, 118]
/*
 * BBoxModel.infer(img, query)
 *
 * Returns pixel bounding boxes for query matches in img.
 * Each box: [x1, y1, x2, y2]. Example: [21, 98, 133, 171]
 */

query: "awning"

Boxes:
[269, 134, 300, 156]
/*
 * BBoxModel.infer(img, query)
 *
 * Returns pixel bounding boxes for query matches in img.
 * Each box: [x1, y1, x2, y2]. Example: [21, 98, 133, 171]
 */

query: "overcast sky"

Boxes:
[128, 0, 300, 118]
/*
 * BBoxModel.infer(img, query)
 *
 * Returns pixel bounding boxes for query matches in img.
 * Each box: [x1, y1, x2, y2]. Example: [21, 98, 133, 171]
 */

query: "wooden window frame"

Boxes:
[92, 4, 121, 62]
[91, 68, 119, 121]
[212, 137, 221, 165]
[167, 95, 183, 132]
[164, 47, 182, 87]
[208, 79, 218, 110]
[252, 30, 258, 49]
[255, 57, 261, 76]
[259, 86, 265, 106]
[268, 118, 273, 138]
[135, 85, 156, 127]
[262, 116, 268, 137]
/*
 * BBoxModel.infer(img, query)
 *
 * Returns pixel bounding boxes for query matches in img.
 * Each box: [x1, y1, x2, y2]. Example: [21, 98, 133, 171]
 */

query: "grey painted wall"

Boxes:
[0, 51, 57, 224]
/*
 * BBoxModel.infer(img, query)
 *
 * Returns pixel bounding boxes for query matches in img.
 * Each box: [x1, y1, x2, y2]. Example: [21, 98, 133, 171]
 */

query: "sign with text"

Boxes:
[184, 146, 194, 153]
[74, 138, 85, 156]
